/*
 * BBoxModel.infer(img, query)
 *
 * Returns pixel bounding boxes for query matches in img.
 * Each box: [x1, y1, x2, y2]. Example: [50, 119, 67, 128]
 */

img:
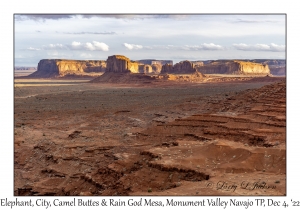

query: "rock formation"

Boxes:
[151, 64, 162, 74]
[29, 59, 106, 77]
[138, 64, 153, 74]
[161, 60, 196, 74]
[106, 55, 139, 73]
[138, 59, 173, 66]
[159, 70, 205, 82]
[173, 60, 196, 74]
[249, 59, 285, 75]
[90, 72, 156, 84]
[161, 63, 173, 74]
[196, 60, 270, 75]
[191, 61, 204, 67]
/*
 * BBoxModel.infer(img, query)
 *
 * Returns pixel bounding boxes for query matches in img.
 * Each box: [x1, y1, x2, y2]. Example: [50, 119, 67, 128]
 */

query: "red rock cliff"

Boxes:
[196, 60, 270, 75]
[30, 59, 106, 77]
[106, 55, 139, 73]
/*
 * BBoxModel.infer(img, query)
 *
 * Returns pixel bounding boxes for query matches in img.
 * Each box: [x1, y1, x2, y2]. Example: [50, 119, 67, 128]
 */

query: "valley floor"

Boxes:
[14, 77, 286, 196]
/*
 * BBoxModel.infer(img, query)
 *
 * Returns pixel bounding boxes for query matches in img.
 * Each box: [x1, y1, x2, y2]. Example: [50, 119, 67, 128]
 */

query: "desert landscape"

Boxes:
[14, 55, 286, 196]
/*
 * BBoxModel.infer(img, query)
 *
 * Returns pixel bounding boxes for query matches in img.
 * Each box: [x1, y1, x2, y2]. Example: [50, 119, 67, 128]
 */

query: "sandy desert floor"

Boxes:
[14, 76, 286, 196]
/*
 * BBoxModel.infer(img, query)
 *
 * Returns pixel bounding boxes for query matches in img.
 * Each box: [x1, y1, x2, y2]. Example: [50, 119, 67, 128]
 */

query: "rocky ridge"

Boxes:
[29, 59, 106, 78]
[196, 60, 270, 75]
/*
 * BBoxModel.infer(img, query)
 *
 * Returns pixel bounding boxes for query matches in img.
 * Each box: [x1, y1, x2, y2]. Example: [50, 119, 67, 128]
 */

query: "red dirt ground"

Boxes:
[14, 76, 286, 196]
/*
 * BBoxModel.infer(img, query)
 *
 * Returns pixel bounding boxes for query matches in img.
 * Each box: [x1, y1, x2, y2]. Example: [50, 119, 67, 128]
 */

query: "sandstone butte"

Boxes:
[106, 55, 139, 73]
[28, 56, 274, 78]
[161, 60, 195, 74]
[29, 59, 106, 77]
[195, 60, 270, 75]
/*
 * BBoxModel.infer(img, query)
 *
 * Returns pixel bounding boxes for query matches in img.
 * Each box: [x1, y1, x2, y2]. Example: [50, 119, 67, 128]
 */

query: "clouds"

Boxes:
[14, 14, 285, 66]
[15, 14, 74, 21]
[233, 43, 285, 52]
[27, 47, 40, 51]
[70, 41, 110, 51]
[124, 43, 143, 50]
[124, 43, 224, 51]
[24, 41, 109, 52]
[63, 31, 116, 35]
[182, 43, 224, 51]
[15, 14, 192, 22]
[42, 43, 67, 50]
[92, 41, 109, 51]
[36, 42, 285, 52]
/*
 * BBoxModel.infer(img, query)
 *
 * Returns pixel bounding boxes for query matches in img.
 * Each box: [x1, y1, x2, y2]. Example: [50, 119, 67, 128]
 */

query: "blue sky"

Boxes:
[14, 14, 286, 66]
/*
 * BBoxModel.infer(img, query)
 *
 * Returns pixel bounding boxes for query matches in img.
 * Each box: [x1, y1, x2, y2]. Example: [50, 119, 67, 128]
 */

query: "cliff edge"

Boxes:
[28, 59, 106, 78]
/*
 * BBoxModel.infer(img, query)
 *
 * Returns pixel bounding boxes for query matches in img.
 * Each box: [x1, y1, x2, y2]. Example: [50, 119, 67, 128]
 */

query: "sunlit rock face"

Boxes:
[29, 59, 106, 77]
[249, 59, 285, 75]
[196, 60, 270, 75]
[106, 55, 139, 73]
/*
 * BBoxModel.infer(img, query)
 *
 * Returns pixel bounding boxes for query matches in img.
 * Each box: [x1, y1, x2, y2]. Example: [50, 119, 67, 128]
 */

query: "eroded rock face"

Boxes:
[138, 64, 153, 74]
[173, 60, 196, 74]
[161, 61, 196, 74]
[191, 61, 204, 67]
[196, 61, 270, 75]
[151, 64, 162, 74]
[138, 59, 173, 66]
[161, 64, 173, 74]
[106, 55, 139, 73]
[249, 59, 285, 75]
[29, 59, 106, 77]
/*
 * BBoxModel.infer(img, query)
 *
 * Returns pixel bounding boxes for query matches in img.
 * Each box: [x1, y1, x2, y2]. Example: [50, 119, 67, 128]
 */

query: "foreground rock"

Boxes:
[28, 59, 106, 78]
[91, 70, 207, 84]
[90, 72, 156, 84]
[14, 80, 286, 196]
[159, 71, 206, 82]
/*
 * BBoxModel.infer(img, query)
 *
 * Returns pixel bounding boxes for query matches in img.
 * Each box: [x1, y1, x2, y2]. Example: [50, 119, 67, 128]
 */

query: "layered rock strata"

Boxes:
[29, 59, 106, 77]
[151, 64, 162, 74]
[161, 61, 196, 74]
[138, 59, 173, 66]
[138, 64, 153, 74]
[106, 55, 139, 73]
[196, 61, 270, 75]
[249, 59, 286, 75]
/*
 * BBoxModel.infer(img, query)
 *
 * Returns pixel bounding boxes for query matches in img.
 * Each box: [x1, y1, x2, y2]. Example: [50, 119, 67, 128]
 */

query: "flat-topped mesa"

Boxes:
[249, 59, 286, 75]
[196, 60, 270, 75]
[191, 61, 204, 67]
[161, 60, 196, 74]
[138, 59, 173, 66]
[106, 55, 139, 73]
[237, 61, 270, 74]
[29, 59, 106, 77]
